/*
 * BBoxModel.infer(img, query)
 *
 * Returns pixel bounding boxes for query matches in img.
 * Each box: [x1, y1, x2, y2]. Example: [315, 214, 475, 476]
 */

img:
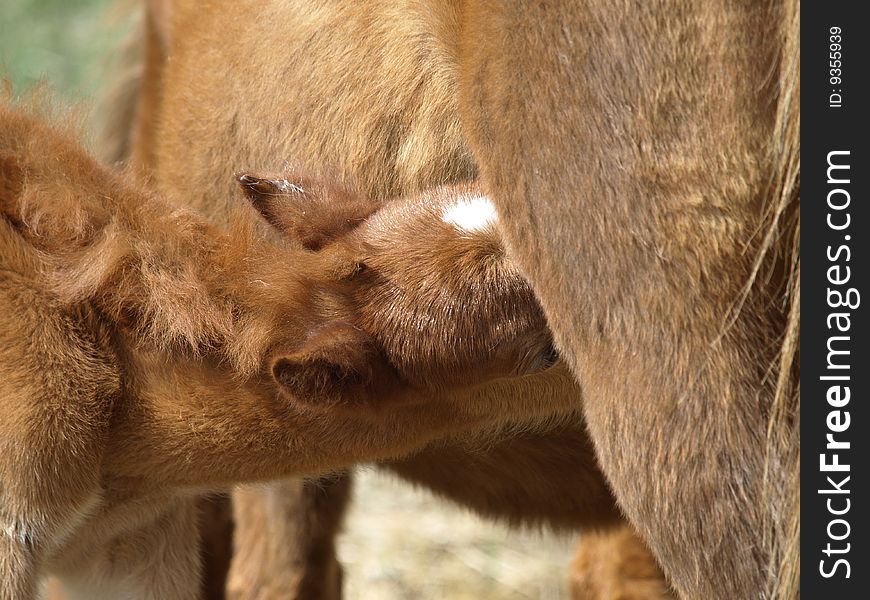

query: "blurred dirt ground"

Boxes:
[4, 2, 578, 598]
[340, 469, 576, 600]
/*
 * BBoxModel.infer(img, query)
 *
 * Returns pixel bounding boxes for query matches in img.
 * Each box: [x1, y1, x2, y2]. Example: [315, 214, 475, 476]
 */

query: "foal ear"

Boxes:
[270, 322, 391, 405]
[238, 172, 382, 251]
[237, 172, 340, 250]
[237, 173, 306, 233]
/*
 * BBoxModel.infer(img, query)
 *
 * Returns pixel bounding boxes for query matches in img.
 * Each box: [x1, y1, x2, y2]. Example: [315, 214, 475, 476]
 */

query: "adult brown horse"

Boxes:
[108, 0, 799, 598]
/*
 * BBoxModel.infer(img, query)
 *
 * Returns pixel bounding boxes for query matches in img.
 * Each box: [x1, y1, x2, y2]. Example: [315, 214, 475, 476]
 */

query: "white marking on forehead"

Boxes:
[274, 179, 305, 194]
[441, 195, 497, 233]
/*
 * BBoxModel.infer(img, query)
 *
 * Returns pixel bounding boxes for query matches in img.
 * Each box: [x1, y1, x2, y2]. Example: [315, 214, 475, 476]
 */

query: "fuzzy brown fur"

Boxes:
[242, 176, 558, 395]
[458, 2, 800, 597]
[0, 100, 587, 599]
[105, 0, 799, 598]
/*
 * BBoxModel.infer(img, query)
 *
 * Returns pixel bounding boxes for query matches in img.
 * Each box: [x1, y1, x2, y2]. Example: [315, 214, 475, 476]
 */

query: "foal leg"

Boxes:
[0, 266, 115, 600]
[226, 475, 351, 600]
[570, 525, 676, 600]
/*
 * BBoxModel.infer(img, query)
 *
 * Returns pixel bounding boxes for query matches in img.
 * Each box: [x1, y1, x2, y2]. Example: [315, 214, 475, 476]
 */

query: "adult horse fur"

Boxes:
[108, 0, 800, 598]
[459, 3, 799, 598]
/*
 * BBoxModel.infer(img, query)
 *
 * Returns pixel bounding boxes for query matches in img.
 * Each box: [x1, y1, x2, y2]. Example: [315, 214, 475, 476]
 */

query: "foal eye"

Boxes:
[517, 342, 561, 376]
[337, 260, 369, 282]
[539, 344, 560, 370]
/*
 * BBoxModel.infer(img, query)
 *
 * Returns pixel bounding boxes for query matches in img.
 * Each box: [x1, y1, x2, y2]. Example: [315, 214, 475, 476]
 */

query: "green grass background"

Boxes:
[1, 0, 128, 100]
